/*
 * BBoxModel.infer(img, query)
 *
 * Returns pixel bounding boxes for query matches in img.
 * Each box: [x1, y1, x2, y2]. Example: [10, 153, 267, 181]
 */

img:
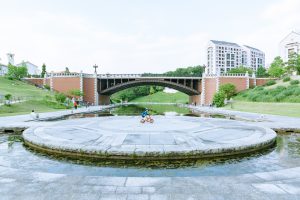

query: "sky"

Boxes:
[0, 0, 299, 74]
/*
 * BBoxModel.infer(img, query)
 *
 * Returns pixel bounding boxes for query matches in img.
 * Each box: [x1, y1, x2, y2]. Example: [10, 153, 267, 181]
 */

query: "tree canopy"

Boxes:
[228, 66, 253, 74]
[41, 63, 47, 77]
[286, 53, 300, 75]
[6, 64, 28, 80]
[268, 56, 285, 78]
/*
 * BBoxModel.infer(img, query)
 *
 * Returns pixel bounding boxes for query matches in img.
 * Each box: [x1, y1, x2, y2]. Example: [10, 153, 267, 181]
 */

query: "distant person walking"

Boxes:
[74, 101, 78, 110]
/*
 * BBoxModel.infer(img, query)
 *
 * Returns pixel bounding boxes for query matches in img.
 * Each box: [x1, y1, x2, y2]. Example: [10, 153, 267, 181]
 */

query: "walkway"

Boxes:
[0, 104, 300, 199]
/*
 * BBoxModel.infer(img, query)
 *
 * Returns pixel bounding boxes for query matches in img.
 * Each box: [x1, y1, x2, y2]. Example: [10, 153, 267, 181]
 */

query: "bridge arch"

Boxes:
[98, 79, 202, 105]
[99, 79, 200, 95]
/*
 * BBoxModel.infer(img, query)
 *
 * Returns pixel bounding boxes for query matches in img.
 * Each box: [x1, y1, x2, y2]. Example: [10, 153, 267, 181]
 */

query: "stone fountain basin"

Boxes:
[23, 116, 277, 160]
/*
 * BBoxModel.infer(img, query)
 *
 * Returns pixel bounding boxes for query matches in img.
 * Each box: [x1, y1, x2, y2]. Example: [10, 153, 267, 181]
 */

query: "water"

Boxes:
[1, 104, 299, 177]
[1, 133, 299, 177]
[46, 104, 234, 121]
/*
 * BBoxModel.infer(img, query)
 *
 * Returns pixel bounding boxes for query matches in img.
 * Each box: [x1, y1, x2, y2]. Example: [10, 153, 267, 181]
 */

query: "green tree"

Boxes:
[6, 64, 28, 80]
[164, 65, 204, 77]
[213, 91, 226, 107]
[219, 83, 236, 99]
[256, 66, 268, 77]
[4, 94, 12, 100]
[65, 67, 70, 74]
[286, 53, 300, 75]
[41, 63, 47, 77]
[55, 93, 66, 103]
[268, 56, 285, 78]
[149, 86, 156, 95]
[228, 66, 253, 74]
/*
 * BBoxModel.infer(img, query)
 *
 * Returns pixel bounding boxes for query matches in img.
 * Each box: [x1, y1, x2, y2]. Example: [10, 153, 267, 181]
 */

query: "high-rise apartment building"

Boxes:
[206, 40, 265, 75]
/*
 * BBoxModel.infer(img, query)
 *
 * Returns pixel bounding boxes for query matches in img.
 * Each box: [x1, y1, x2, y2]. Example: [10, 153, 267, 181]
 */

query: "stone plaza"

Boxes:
[0, 105, 300, 199]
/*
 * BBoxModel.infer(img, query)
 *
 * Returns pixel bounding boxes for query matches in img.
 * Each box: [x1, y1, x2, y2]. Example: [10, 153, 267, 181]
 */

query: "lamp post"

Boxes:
[93, 64, 98, 74]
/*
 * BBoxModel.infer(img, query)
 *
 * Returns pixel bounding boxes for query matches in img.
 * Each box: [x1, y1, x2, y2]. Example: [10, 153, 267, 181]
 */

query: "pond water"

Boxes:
[1, 104, 299, 177]
[46, 104, 234, 121]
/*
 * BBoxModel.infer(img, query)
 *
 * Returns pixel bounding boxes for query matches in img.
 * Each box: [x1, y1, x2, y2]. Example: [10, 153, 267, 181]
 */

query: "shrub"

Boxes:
[212, 91, 226, 107]
[293, 88, 300, 96]
[219, 83, 236, 99]
[264, 80, 276, 86]
[69, 89, 84, 98]
[283, 77, 291, 82]
[4, 94, 12, 100]
[290, 80, 299, 85]
[44, 85, 50, 90]
[55, 93, 66, 103]
[254, 86, 264, 91]
[274, 94, 286, 102]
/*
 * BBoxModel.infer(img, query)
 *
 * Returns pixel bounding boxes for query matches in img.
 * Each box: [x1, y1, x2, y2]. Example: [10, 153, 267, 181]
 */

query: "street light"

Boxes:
[93, 64, 98, 74]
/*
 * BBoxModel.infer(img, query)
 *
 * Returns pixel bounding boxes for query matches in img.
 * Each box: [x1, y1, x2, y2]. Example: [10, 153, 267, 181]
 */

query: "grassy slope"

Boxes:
[0, 77, 51, 99]
[0, 100, 67, 116]
[131, 91, 189, 104]
[0, 77, 67, 116]
[224, 101, 300, 117]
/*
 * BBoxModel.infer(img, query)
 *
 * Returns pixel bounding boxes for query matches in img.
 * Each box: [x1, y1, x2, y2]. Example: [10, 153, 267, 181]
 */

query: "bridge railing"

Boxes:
[97, 74, 203, 78]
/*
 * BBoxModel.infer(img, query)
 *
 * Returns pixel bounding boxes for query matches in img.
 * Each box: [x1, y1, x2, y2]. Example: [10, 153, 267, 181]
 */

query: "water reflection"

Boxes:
[49, 104, 233, 121]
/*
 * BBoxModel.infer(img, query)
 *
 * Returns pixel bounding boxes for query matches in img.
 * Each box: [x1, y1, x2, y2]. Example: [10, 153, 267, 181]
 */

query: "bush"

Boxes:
[212, 91, 226, 107]
[69, 89, 84, 98]
[290, 80, 299, 85]
[55, 93, 66, 103]
[4, 94, 12, 100]
[264, 80, 276, 86]
[283, 77, 291, 82]
[44, 85, 50, 90]
[219, 83, 236, 99]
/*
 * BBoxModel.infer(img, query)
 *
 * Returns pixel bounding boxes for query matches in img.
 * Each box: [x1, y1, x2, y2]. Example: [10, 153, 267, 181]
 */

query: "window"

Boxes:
[226, 53, 230, 59]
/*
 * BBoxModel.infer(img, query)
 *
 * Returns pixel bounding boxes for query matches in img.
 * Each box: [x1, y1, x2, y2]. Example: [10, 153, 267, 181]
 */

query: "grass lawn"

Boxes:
[0, 100, 68, 116]
[224, 101, 300, 117]
[0, 77, 69, 116]
[131, 91, 189, 104]
[0, 77, 52, 99]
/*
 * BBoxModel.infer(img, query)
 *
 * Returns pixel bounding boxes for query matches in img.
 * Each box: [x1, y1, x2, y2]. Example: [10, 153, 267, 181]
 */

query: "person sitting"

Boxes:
[30, 110, 39, 120]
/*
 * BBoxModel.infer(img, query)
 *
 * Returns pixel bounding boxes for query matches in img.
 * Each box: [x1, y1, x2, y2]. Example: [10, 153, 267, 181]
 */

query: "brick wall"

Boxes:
[83, 78, 95, 104]
[204, 77, 217, 105]
[256, 78, 270, 86]
[52, 77, 80, 94]
[219, 77, 247, 92]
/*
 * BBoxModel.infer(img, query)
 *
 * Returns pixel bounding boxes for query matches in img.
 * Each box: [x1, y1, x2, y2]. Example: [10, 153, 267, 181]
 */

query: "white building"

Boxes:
[242, 45, 265, 71]
[206, 40, 265, 74]
[16, 61, 41, 75]
[0, 63, 8, 76]
[279, 31, 300, 62]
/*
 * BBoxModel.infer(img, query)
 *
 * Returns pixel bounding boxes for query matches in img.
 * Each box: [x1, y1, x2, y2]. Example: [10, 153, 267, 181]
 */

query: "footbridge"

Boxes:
[24, 72, 272, 106]
[96, 74, 202, 105]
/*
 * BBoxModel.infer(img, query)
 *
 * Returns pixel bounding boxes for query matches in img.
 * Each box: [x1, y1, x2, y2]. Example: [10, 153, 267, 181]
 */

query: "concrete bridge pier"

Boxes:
[98, 95, 110, 105]
[189, 95, 201, 106]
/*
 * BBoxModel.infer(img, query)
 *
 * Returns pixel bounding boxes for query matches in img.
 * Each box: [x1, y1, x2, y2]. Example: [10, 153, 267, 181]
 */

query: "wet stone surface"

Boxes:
[23, 116, 276, 159]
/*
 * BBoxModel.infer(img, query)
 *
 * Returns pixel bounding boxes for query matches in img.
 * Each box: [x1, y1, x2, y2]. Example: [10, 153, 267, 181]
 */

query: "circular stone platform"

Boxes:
[23, 116, 277, 160]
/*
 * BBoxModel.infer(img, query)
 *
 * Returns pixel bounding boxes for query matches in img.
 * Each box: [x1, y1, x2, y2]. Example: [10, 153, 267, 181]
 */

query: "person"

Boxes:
[74, 101, 78, 110]
[30, 110, 39, 120]
[141, 108, 149, 119]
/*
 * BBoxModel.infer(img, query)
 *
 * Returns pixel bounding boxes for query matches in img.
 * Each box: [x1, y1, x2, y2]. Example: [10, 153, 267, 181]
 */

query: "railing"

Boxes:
[205, 73, 247, 77]
[97, 73, 202, 78]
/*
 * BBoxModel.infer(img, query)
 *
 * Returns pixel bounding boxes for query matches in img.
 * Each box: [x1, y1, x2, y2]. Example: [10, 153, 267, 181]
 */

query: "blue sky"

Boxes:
[0, 0, 299, 73]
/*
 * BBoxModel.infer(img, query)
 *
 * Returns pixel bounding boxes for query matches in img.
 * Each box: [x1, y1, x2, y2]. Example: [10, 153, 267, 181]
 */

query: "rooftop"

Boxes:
[243, 45, 263, 52]
[210, 40, 240, 47]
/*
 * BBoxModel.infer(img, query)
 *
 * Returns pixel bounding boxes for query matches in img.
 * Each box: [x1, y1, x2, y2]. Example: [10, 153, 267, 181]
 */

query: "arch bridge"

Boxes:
[97, 74, 202, 105]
